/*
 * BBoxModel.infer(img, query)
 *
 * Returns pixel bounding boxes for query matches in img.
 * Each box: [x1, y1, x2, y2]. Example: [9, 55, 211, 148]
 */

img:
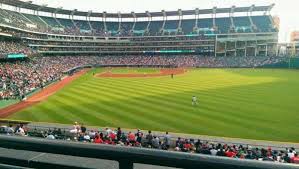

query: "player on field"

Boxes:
[192, 96, 198, 106]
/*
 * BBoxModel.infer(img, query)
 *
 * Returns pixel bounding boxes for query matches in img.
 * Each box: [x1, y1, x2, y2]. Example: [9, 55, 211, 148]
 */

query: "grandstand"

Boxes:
[0, 0, 278, 57]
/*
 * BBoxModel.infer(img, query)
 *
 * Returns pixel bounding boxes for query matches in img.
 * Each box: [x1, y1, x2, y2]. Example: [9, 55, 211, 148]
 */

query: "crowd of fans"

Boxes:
[0, 41, 32, 56]
[0, 123, 298, 165]
[0, 55, 287, 100]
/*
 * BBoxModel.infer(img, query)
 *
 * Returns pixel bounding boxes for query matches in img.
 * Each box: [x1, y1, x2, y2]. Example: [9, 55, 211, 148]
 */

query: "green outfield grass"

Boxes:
[7, 68, 299, 142]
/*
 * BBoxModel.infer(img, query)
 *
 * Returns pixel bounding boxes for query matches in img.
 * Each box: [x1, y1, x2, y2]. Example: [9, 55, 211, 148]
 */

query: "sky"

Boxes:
[30, 0, 299, 42]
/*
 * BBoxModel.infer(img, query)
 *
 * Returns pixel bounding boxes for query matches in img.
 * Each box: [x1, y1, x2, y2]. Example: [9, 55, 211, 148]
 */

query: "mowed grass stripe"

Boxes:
[9, 68, 299, 142]
[67, 84, 190, 130]
[74, 80, 269, 135]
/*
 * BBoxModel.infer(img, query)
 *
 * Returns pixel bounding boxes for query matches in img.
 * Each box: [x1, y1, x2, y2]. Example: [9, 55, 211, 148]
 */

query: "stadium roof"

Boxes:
[0, 0, 274, 18]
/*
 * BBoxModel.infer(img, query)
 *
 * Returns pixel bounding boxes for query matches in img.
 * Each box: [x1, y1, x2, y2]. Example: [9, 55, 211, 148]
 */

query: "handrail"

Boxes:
[0, 135, 298, 169]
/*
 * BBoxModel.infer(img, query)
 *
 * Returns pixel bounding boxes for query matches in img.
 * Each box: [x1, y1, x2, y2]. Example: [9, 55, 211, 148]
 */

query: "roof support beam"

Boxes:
[87, 10, 93, 32]
[194, 8, 199, 31]
[212, 7, 217, 30]
[36, 4, 49, 28]
[131, 11, 136, 32]
[161, 10, 167, 35]
[70, 9, 79, 30]
[53, 7, 64, 28]
[229, 5, 235, 32]
[177, 9, 182, 35]
[247, 5, 256, 32]
[118, 11, 121, 33]
[145, 11, 151, 35]
[103, 11, 107, 33]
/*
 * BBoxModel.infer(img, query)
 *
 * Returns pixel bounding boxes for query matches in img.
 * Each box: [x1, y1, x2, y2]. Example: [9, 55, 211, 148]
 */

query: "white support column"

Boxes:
[212, 7, 217, 30]
[215, 35, 218, 57]
[254, 40, 257, 57]
[36, 5, 49, 28]
[54, 7, 64, 28]
[248, 5, 255, 32]
[265, 44, 268, 56]
[229, 6, 235, 32]
[234, 41, 237, 56]
[245, 41, 247, 57]
[225, 41, 227, 57]
[276, 43, 279, 56]
[131, 12, 136, 31]
[17, 3, 34, 24]
[177, 9, 182, 35]
[103, 11, 107, 32]
[194, 8, 199, 31]
[118, 12, 121, 32]
[87, 10, 93, 31]
[161, 10, 167, 35]
[146, 11, 151, 32]
[70, 9, 79, 30]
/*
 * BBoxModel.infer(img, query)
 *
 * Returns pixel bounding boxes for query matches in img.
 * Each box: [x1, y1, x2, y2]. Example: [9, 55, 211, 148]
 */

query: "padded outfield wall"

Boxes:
[262, 57, 299, 68]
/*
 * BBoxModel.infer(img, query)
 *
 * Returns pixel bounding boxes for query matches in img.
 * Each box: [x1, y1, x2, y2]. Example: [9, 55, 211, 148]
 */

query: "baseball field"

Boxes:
[6, 68, 299, 142]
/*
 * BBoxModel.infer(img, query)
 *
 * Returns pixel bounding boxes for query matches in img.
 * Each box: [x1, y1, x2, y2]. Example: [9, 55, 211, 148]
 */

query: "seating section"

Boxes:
[41, 16, 61, 28]
[251, 15, 273, 32]
[181, 19, 196, 34]
[234, 16, 252, 33]
[0, 8, 276, 36]
[216, 17, 231, 34]
[149, 21, 163, 36]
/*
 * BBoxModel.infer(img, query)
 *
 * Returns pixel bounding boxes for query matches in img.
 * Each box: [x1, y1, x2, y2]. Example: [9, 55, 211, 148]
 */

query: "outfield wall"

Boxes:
[262, 57, 299, 69]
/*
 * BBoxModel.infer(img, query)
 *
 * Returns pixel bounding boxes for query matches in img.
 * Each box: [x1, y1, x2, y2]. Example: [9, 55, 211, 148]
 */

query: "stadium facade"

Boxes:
[0, 0, 278, 57]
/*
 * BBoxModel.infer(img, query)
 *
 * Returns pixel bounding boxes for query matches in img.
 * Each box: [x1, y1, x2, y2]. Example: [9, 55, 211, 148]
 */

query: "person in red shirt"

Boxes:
[291, 154, 299, 164]
[225, 149, 236, 158]
[94, 134, 103, 144]
[128, 132, 136, 144]
[109, 132, 116, 141]
[183, 140, 192, 152]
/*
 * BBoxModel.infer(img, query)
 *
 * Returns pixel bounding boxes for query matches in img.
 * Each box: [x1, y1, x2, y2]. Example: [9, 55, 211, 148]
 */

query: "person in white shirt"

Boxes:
[192, 96, 198, 106]
[16, 125, 25, 136]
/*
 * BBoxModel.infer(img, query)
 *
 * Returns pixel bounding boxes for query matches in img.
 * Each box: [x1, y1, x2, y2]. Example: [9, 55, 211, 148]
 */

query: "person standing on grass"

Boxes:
[192, 96, 198, 106]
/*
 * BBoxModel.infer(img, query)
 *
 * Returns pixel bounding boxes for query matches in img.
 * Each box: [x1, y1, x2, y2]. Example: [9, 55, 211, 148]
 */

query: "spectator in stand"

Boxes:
[135, 129, 143, 144]
[162, 131, 171, 150]
[94, 133, 103, 144]
[291, 154, 299, 164]
[128, 131, 136, 144]
[145, 130, 153, 148]
[116, 127, 122, 142]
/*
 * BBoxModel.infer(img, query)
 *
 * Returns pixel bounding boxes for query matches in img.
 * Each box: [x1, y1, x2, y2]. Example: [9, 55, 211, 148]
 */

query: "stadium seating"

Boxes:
[0, 123, 298, 167]
[251, 15, 273, 32]
[216, 17, 232, 34]
[0, 6, 278, 37]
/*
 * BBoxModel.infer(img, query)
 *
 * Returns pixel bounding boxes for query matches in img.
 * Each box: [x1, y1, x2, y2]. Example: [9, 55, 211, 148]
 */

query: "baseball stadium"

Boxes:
[0, 0, 298, 168]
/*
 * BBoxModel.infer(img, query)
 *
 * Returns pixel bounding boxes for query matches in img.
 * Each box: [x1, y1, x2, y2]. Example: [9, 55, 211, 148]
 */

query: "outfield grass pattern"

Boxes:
[8, 68, 299, 142]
